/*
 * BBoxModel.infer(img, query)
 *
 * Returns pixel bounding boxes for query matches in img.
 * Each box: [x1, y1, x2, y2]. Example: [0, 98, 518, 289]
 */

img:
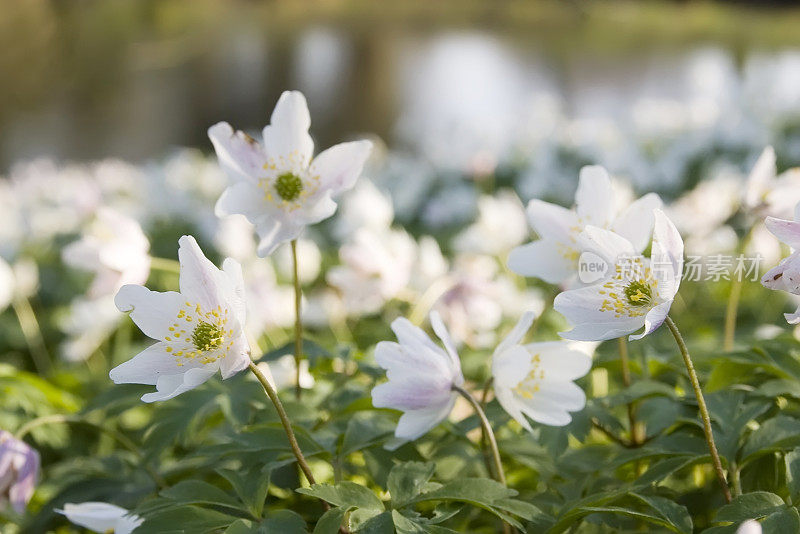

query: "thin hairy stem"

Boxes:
[665, 316, 732, 503]
[452, 384, 506, 485]
[291, 239, 303, 401]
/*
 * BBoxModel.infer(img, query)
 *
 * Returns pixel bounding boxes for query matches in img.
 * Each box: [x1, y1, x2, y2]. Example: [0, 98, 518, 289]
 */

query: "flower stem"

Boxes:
[664, 315, 732, 503]
[248, 361, 319, 488]
[452, 384, 506, 486]
[12, 297, 51, 376]
[291, 239, 303, 401]
[723, 277, 742, 352]
[618, 337, 642, 446]
[15, 414, 165, 488]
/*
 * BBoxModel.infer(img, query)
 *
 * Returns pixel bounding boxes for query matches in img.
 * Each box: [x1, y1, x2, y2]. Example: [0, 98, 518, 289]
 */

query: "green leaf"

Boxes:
[630, 493, 693, 534]
[742, 416, 800, 465]
[762, 507, 800, 534]
[137, 505, 241, 533]
[576, 506, 686, 533]
[388, 462, 436, 508]
[340, 412, 397, 456]
[314, 507, 351, 534]
[217, 467, 271, 518]
[262, 510, 307, 533]
[391, 510, 458, 534]
[354, 511, 394, 533]
[714, 492, 785, 523]
[297, 482, 385, 512]
[160, 480, 246, 512]
[224, 519, 259, 534]
[787, 448, 800, 503]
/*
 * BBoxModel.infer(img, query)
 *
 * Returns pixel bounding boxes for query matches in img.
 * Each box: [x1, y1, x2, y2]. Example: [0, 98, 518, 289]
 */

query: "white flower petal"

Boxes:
[507, 239, 575, 283]
[109, 341, 199, 386]
[393, 397, 455, 441]
[577, 226, 637, 266]
[650, 209, 684, 301]
[218, 334, 250, 380]
[744, 146, 776, 209]
[141, 366, 217, 403]
[430, 311, 462, 378]
[208, 122, 268, 184]
[58, 502, 141, 534]
[114, 285, 184, 341]
[309, 140, 373, 197]
[262, 91, 314, 171]
[494, 312, 536, 357]
[222, 257, 247, 326]
[215, 182, 270, 219]
[612, 193, 663, 252]
[372, 378, 453, 411]
[517, 381, 586, 426]
[178, 235, 228, 310]
[765, 216, 800, 250]
[628, 300, 672, 341]
[525, 199, 579, 243]
[576, 166, 615, 227]
[532, 342, 593, 381]
[374, 341, 453, 381]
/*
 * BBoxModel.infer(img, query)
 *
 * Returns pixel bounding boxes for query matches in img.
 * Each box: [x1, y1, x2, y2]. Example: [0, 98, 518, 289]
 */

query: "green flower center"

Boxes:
[274, 172, 304, 201]
[191, 321, 225, 352]
[624, 281, 653, 307]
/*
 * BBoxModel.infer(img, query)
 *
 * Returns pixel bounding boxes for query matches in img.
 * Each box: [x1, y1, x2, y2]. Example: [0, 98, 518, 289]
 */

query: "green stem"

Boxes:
[149, 256, 181, 274]
[248, 362, 318, 487]
[291, 240, 303, 401]
[730, 461, 742, 498]
[12, 297, 51, 375]
[618, 337, 642, 446]
[723, 277, 742, 352]
[664, 316, 732, 503]
[15, 414, 165, 488]
[452, 385, 506, 486]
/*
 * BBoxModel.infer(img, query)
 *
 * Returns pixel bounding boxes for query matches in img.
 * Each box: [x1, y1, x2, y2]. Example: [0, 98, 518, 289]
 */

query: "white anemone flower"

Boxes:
[110, 236, 250, 402]
[371, 312, 464, 444]
[492, 312, 592, 429]
[735, 519, 762, 534]
[508, 165, 662, 285]
[208, 90, 373, 256]
[453, 191, 528, 255]
[62, 207, 151, 298]
[0, 257, 13, 314]
[58, 502, 142, 534]
[744, 146, 800, 219]
[554, 210, 684, 342]
[761, 207, 800, 323]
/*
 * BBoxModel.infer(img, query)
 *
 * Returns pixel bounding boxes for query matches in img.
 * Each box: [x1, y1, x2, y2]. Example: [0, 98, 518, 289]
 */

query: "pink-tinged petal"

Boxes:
[628, 300, 672, 341]
[109, 341, 200, 386]
[372, 379, 453, 411]
[507, 239, 575, 284]
[612, 193, 663, 252]
[744, 146, 776, 208]
[309, 140, 373, 197]
[208, 122, 268, 184]
[114, 285, 184, 341]
[140, 366, 217, 403]
[393, 396, 455, 441]
[765, 216, 800, 249]
[215, 182, 269, 219]
[554, 285, 647, 341]
[576, 166, 615, 227]
[559, 319, 645, 342]
[577, 226, 637, 266]
[430, 311, 463, 380]
[650, 209, 684, 301]
[389, 318, 447, 363]
[178, 235, 227, 310]
[253, 215, 306, 257]
[262, 91, 314, 171]
[218, 333, 250, 380]
[525, 199, 579, 243]
[494, 312, 536, 357]
[374, 341, 453, 381]
[762, 253, 800, 294]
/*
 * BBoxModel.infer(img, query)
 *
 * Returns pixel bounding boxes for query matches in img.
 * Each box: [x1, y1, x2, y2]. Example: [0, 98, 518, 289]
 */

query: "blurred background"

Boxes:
[3, 0, 800, 190]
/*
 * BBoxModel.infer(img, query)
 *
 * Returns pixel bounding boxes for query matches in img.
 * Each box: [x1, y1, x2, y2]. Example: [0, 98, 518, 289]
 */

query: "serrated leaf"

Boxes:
[714, 492, 785, 523]
[160, 480, 246, 512]
[630, 493, 693, 533]
[137, 505, 241, 533]
[217, 467, 271, 518]
[354, 511, 394, 533]
[314, 507, 351, 534]
[388, 462, 436, 508]
[391, 510, 458, 533]
[297, 482, 384, 512]
[742, 416, 800, 465]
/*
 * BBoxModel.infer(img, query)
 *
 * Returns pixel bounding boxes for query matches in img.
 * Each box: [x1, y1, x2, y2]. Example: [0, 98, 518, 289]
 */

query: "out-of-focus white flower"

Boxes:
[240, 260, 296, 335]
[256, 355, 314, 391]
[555, 210, 684, 341]
[744, 146, 800, 219]
[0, 258, 14, 313]
[57, 502, 142, 534]
[453, 191, 528, 255]
[62, 208, 151, 298]
[60, 296, 121, 362]
[508, 166, 662, 285]
[334, 179, 394, 239]
[208, 90, 372, 256]
[10, 259, 39, 301]
[735, 519, 762, 534]
[0, 430, 39, 514]
[214, 214, 258, 262]
[274, 238, 321, 284]
[371, 312, 464, 444]
[761, 209, 800, 323]
[492, 313, 592, 429]
[327, 227, 417, 316]
[110, 236, 250, 402]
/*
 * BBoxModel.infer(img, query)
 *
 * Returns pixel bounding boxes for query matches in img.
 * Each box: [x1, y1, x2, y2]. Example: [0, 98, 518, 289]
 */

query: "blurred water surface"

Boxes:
[2, 0, 800, 183]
